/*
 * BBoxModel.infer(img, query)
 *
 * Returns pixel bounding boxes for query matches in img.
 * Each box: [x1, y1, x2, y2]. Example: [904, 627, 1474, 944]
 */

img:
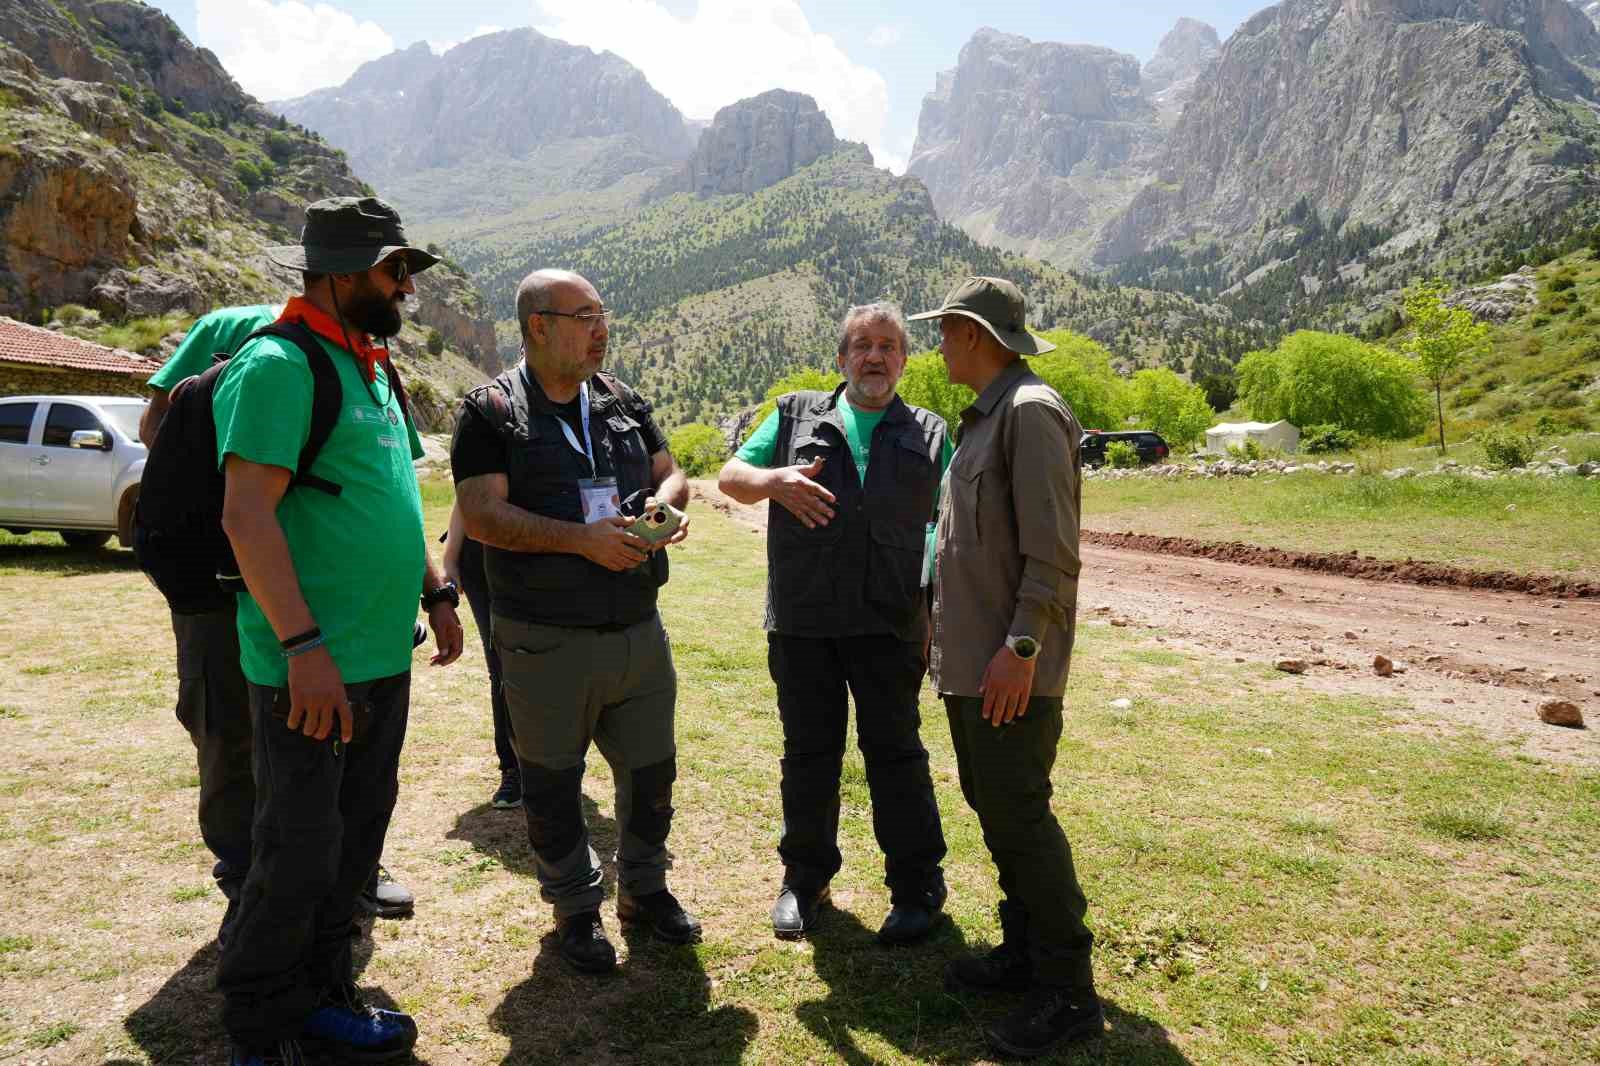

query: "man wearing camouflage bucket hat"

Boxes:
[214, 197, 463, 1066]
[909, 277, 1104, 1058]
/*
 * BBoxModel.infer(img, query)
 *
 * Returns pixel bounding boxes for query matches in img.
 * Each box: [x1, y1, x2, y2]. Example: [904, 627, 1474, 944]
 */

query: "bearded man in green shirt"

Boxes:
[718, 302, 952, 945]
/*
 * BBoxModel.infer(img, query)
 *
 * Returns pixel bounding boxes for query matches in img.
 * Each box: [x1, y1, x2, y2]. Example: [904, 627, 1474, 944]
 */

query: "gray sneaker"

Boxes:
[357, 864, 414, 919]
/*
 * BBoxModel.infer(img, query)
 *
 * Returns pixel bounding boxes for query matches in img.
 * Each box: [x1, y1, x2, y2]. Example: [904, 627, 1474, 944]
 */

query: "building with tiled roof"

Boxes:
[0, 316, 161, 398]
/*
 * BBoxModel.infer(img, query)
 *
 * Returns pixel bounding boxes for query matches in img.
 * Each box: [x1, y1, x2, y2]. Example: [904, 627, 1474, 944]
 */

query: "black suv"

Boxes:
[1079, 430, 1169, 467]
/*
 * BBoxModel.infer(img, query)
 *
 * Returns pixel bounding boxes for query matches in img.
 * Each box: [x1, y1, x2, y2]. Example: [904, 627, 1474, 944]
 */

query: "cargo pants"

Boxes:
[494, 612, 677, 919]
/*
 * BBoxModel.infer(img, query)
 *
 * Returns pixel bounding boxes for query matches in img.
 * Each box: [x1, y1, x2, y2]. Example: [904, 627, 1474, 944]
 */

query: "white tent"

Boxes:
[1204, 420, 1300, 455]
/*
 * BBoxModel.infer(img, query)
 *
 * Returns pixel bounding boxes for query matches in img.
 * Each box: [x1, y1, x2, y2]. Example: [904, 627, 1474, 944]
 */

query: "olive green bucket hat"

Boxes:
[266, 196, 440, 276]
[908, 275, 1056, 355]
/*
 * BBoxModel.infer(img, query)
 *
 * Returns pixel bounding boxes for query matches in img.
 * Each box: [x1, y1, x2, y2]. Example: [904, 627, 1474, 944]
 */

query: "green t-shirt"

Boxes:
[213, 333, 426, 687]
[737, 397, 955, 484]
[147, 305, 280, 392]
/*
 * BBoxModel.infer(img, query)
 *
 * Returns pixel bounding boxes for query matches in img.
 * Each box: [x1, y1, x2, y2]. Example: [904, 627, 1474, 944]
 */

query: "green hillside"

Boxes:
[1436, 246, 1600, 437]
[434, 146, 1261, 425]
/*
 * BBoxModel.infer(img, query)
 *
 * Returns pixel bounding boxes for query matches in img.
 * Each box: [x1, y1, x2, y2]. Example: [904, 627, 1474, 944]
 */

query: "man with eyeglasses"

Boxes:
[451, 268, 696, 975]
[212, 196, 464, 1066]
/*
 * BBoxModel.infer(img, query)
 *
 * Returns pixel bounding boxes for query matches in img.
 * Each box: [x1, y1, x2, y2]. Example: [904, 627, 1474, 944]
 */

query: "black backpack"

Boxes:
[134, 321, 409, 614]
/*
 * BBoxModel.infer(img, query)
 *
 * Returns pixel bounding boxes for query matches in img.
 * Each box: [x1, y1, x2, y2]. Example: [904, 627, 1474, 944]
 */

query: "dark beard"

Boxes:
[342, 283, 403, 339]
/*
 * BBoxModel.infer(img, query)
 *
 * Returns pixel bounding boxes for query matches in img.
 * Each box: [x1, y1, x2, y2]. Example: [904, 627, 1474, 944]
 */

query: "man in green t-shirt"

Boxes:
[142, 304, 418, 948]
[717, 302, 954, 946]
[210, 197, 463, 1066]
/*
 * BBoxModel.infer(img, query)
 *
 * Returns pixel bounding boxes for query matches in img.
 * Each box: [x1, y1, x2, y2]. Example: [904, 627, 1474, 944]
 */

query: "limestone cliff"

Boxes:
[1094, 0, 1600, 274]
[0, 0, 500, 411]
[674, 90, 841, 196]
[906, 27, 1169, 266]
[275, 30, 694, 178]
[1142, 17, 1222, 121]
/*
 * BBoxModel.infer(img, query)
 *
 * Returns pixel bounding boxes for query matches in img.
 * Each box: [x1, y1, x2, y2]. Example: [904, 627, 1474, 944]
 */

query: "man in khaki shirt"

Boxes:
[908, 276, 1100, 1058]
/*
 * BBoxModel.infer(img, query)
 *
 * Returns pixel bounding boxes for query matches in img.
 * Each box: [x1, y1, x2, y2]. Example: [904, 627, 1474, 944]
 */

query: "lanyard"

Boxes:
[523, 364, 595, 475]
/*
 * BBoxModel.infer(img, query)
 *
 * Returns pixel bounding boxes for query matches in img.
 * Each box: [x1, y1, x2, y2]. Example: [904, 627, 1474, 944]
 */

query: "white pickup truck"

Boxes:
[0, 394, 147, 549]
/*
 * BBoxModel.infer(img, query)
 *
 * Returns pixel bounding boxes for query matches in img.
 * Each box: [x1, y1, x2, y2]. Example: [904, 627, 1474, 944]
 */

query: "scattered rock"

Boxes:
[1446, 618, 1470, 627]
[1275, 658, 1309, 674]
[1424, 654, 1446, 663]
[1309, 642, 1324, 653]
[1343, 630, 1358, 640]
[1537, 700, 1585, 728]
[1109, 698, 1133, 710]
[1372, 655, 1394, 677]
[1110, 618, 1130, 628]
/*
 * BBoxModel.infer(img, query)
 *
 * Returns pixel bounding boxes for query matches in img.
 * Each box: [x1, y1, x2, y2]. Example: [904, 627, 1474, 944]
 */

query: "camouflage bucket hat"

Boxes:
[908, 276, 1056, 356]
[266, 196, 440, 276]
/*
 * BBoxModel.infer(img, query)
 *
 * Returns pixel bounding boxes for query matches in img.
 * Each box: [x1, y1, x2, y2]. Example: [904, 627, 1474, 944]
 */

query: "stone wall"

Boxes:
[0, 364, 150, 398]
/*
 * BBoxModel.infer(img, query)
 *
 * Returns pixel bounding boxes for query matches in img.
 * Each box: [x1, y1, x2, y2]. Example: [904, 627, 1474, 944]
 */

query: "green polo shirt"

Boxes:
[738, 395, 954, 483]
[213, 333, 425, 687]
[147, 305, 280, 391]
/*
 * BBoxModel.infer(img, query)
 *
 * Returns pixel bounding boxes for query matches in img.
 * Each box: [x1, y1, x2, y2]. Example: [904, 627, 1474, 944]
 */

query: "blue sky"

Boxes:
[150, 1, 1265, 172]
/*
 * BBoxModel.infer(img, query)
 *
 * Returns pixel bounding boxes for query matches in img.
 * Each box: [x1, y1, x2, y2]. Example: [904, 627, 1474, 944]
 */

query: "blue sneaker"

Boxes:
[228, 1039, 304, 1065]
[299, 983, 418, 1062]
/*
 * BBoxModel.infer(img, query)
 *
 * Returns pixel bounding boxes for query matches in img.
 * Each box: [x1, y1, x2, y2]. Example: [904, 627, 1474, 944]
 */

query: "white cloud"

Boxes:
[196, 0, 394, 102]
[430, 24, 505, 56]
[865, 24, 902, 48]
[534, 0, 898, 173]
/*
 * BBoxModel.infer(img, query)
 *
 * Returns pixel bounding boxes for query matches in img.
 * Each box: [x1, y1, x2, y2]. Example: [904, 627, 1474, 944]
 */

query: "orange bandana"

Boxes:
[277, 296, 386, 383]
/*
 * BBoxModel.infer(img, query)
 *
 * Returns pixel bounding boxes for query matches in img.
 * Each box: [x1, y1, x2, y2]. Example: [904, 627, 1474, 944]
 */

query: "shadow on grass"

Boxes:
[796, 908, 1193, 1065]
[0, 539, 139, 577]
[447, 793, 618, 895]
[113, 919, 426, 1065]
[490, 924, 756, 1066]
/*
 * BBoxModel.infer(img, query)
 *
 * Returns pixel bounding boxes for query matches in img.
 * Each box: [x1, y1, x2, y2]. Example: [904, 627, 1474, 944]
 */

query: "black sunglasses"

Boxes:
[383, 257, 410, 285]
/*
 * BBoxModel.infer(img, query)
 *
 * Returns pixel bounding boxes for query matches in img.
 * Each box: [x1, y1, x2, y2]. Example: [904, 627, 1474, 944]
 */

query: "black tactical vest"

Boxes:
[480, 366, 667, 628]
[765, 387, 947, 642]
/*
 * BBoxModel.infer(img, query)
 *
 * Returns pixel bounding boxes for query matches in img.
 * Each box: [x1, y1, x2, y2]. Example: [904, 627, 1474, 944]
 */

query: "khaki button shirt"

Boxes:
[930, 360, 1083, 698]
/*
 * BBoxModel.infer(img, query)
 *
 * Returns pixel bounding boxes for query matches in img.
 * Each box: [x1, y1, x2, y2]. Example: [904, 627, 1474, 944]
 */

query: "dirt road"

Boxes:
[691, 481, 1598, 765]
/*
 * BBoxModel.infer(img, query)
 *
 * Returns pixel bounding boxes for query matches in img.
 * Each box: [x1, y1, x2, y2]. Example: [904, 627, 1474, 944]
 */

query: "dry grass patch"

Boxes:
[0, 494, 1596, 1063]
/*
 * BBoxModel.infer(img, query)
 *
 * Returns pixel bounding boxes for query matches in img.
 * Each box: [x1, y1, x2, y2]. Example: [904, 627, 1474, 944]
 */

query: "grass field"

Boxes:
[0, 486, 1597, 1064]
[1084, 466, 1600, 576]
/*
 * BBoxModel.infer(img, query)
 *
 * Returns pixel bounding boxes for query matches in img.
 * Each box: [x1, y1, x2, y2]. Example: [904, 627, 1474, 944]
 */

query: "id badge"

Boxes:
[578, 477, 621, 524]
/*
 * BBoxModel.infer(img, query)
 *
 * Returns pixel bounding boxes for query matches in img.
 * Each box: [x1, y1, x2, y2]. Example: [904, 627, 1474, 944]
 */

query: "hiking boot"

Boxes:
[944, 900, 1032, 995]
[558, 911, 617, 973]
[878, 878, 948, 947]
[618, 888, 702, 944]
[358, 864, 414, 919]
[490, 767, 522, 810]
[984, 986, 1104, 1058]
[228, 1039, 305, 1066]
[299, 983, 417, 1063]
[770, 884, 830, 939]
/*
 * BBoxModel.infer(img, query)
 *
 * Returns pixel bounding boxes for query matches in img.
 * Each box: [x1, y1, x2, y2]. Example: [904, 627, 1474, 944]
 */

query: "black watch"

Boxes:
[421, 581, 459, 610]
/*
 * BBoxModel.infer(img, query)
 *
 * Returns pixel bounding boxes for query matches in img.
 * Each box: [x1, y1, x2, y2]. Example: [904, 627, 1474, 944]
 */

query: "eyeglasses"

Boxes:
[536, 308, 612, 322]
[382, 257, 410, 285]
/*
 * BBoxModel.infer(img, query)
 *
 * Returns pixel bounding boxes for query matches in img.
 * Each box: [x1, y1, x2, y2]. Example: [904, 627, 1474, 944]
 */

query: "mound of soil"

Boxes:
[1083, 531, 1600, 598]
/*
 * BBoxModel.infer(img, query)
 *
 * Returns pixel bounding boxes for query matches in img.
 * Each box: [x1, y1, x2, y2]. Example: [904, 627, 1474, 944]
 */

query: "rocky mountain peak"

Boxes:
[277, 28, 693, 176]
[679, 89, 840, 196]
[906, 27, 1162, 265]
[1142, 17, 1221, 95]
[1575, 0, 1600, 31]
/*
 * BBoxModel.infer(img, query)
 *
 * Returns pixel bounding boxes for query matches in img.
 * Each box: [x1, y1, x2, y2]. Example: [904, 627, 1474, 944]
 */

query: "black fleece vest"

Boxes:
[484, 368, 666, 628]
[764, 387, 946, 642]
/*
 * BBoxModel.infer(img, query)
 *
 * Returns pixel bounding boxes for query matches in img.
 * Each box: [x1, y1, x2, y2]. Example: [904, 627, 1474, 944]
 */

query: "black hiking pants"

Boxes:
[218, 672, 410, 1046]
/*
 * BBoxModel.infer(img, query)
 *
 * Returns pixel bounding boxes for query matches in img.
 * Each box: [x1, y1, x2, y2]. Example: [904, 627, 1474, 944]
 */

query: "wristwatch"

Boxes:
[1005, 634, 1040, 660]
[421, 581, 460, 610]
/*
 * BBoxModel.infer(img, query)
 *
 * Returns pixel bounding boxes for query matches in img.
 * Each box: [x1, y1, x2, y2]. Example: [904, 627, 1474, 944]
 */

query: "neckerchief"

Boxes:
[276, 295, 385, 383]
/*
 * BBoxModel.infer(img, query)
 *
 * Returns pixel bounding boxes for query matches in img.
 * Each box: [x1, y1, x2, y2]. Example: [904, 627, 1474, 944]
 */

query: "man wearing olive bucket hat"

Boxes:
[908, 277, 1103, 1058]
[213, 196, 464, 1066]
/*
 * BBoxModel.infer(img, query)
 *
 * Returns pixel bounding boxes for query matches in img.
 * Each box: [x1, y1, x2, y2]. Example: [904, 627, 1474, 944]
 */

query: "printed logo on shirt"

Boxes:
[352, 406, 391, 427]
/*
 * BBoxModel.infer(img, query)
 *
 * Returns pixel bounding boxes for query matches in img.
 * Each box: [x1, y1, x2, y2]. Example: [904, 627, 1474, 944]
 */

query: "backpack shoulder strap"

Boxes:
[591, 371, 651, 420]
[241, 322, 343, 497]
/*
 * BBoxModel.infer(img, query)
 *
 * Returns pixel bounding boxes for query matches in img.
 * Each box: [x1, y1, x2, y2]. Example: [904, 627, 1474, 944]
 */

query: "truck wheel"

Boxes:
[117, 487, 139, 547]
[62, 531, 114, 550]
